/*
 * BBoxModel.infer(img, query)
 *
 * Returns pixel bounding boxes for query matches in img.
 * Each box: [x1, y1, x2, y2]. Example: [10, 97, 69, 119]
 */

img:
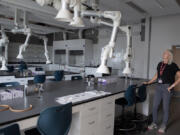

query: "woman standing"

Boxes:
[144, 50, 180, 133]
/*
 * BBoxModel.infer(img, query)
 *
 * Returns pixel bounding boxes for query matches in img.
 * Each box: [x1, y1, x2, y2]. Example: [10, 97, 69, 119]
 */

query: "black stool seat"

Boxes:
[115, 85, 137, 134]
[115, 98, 128, 106]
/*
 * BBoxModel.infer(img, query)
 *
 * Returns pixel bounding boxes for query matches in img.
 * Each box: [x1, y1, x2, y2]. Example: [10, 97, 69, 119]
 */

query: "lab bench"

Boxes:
[0, 78, 153, 135]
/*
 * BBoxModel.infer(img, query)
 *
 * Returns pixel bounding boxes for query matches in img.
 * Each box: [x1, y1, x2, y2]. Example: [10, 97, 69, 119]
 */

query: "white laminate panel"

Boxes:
[17, 116, 38, 130]
[100, 118, 114, 135]
[81, 101, 99, 117]
[101, 96, 115, 110]
[81, 114, 98, 135]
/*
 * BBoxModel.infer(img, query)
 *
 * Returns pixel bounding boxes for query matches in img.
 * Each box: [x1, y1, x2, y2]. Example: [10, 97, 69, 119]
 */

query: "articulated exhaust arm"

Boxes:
[42, 37, 51, 64]
[0, 30, 9, 70]
[17, 32, 31, 59]
[82, 11, 121, 74]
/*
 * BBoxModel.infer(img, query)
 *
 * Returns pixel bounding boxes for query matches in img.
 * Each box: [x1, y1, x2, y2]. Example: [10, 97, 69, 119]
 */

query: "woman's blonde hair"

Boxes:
[165, 49, 173, 65]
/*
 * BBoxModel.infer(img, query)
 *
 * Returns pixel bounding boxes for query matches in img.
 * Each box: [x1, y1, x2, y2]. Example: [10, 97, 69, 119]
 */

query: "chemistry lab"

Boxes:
[0, 0, 180, 135]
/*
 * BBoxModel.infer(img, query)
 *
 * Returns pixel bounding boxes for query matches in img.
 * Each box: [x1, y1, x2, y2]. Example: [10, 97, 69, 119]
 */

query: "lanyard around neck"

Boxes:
[160, 62, 167, 76]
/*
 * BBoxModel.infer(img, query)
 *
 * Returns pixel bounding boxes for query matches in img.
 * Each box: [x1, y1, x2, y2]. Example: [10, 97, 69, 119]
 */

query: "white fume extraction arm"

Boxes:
[82, 11, 121, 74]
[42, 37, 51, 64]
[70, 0, 84, 27]
[94, 19, 133, 75]
[16, 31, 31, 59]
[0, 29, 9, 70]
[120, 26, 132, 75]
[55, 0, 73, 22]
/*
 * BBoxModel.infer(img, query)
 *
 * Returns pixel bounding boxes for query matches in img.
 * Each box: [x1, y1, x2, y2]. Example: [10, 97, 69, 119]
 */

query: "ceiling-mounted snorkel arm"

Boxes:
[92, 19, 133, 75]
[120, 26, 132, 75]
[42, 37, 51, 64]
[16, 28, 31, 59]
[0, 29, 9, 70]
[69, 0, 84, 27]
[82, 11, 121, 74]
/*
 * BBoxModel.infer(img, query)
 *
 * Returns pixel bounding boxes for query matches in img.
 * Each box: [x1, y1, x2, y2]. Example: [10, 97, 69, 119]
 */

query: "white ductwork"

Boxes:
[55, 0, 73, 22]
[17, 31, 31, 59]
[43, 37, 52, 64]
[70, 0, 84, 27]
[0, 29, 9, 70]
[120, 26, 133, 75]
[53, 0, 61, 10]
[81, 10, 121, 74]
[37, 0, 132, 75]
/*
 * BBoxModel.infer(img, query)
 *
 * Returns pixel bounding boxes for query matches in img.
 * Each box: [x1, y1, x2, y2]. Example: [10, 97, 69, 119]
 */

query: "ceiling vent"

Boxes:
[126, 1, 148, 14]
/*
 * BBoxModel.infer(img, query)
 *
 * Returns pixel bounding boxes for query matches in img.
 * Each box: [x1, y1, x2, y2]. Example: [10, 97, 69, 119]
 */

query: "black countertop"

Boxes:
[0, 71, 80, 78]
[0, 78, 146, 126]
[0, 72, 15, 76]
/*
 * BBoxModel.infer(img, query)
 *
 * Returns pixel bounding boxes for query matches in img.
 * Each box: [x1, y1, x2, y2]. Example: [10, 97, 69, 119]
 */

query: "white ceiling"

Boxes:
[0, 0, 180, 34]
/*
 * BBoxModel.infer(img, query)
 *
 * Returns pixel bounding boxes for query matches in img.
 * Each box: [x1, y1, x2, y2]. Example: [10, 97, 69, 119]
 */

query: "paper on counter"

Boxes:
[0, 89, 23, 101]
[56, 90, 111, 104]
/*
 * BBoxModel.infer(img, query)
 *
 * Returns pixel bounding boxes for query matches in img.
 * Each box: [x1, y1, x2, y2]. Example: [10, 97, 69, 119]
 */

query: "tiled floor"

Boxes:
[115, 97, 180, 135]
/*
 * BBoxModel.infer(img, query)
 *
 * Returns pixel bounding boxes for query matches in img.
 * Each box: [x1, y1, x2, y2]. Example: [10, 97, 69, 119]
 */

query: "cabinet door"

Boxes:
[98, 96, 115, 135]
[100, 119, 114, 135]
[81, 114, 98, 135]
[81, 101, 99, 118]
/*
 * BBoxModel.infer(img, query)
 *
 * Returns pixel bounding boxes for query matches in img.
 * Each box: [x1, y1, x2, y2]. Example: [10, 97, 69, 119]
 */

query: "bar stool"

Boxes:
[37, 103, 72, 135]
[0, 123, 21, 135]
[34, 75, 46, 98]
[131, 84, 148, 132]
[132, 84, 147, 122]
[54, 70, 64, 81]
[19, 61, 27, 76]
[7, 66, 14, 73]
[115, 85, 137, 134]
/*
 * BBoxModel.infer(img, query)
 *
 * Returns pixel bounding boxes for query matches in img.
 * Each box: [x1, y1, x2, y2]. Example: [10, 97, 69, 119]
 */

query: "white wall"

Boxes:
[149, 14, 180, 78]
[8, 43, 52, 63]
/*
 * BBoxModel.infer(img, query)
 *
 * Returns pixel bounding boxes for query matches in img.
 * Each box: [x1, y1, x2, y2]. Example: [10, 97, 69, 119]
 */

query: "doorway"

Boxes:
[172, 46, 180, 91]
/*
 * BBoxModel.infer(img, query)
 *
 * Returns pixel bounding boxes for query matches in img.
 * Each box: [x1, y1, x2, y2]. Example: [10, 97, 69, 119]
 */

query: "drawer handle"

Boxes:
[106, 114, 112, 118]
[88, 107, 96, 111]
[106, 125, 111, 130]
[88, 121, 95, 125]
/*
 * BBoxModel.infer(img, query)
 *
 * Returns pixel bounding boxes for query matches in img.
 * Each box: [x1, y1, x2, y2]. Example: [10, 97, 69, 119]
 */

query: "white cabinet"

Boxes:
[76, 96, 115, 135]
[53, 39, 93, 67]
[98, 96, 115, 135]
[81, 115, 99, 135]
